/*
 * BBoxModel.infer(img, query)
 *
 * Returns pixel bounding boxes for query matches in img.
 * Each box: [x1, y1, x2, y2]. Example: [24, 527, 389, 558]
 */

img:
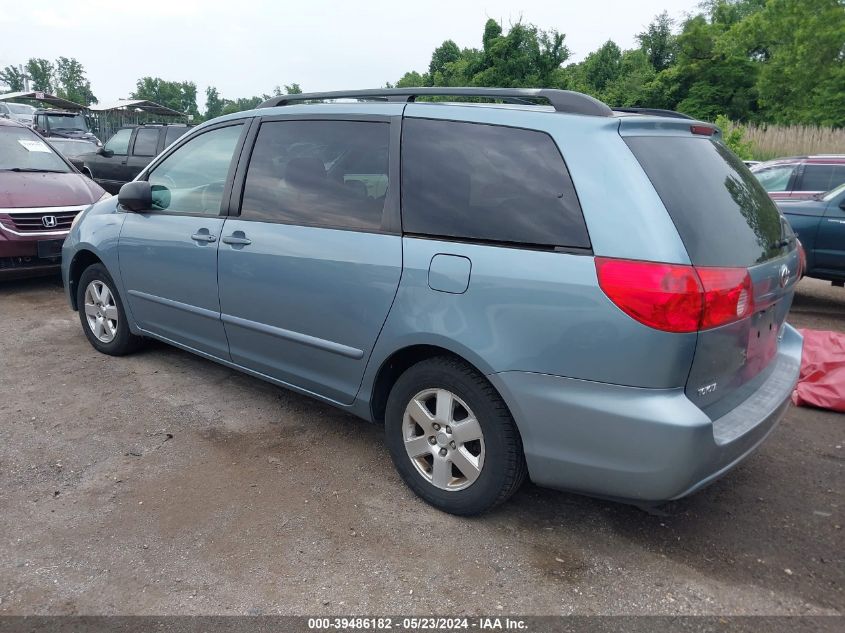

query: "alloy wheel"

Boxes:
[83, 279, 119, 343]
[402, 388, 485, 491]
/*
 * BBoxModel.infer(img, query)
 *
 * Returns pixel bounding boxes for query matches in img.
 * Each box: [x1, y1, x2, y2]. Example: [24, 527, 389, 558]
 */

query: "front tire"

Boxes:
[385, 356, 527, 515]
[76, 263, 141, 356]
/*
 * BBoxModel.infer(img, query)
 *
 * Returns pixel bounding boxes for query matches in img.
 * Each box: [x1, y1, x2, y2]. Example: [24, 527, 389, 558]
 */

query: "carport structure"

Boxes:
[88, 99, 188, 142]
[0, 90, 86, 110]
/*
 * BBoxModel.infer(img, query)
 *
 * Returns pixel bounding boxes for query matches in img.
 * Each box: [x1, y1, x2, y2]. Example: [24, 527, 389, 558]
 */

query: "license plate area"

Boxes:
[745, 306, 779, 374]
[37, 239, 64, 259]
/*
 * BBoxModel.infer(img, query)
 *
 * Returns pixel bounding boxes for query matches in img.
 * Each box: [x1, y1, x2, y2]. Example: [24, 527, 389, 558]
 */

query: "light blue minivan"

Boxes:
[63, 88, 802, 515]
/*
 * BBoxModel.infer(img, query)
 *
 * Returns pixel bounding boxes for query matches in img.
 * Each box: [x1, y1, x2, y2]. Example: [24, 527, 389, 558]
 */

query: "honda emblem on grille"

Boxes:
[42, 215, 57, 228]
[779, 264, 790, 288]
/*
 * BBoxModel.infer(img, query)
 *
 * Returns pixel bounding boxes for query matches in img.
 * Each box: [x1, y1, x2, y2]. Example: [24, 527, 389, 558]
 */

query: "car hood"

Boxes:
[777, 198, 825, 215]
[0, 172, 104, 208]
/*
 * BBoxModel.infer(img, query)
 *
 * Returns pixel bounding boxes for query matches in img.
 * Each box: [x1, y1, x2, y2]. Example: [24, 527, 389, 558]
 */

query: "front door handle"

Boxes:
[221, 234, 252, 246]
[191, 232, 217, 243]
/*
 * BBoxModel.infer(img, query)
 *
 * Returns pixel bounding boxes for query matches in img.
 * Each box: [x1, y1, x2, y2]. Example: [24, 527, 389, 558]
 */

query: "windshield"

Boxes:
[50, 139, 97, 158]
[0, 126, 71, 172]
[8, 104, 35, 115]
[45, 113, 89, 132]
[822, 182, 845, 202]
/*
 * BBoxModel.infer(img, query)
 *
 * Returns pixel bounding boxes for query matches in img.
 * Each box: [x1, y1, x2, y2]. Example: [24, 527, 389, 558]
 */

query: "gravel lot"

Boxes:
[0, 276, 842, 616]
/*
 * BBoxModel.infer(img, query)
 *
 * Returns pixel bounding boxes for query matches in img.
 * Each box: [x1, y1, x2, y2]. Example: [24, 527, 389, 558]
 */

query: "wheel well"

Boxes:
[370, 344, 475, 423]
[68, 250, 103, 310]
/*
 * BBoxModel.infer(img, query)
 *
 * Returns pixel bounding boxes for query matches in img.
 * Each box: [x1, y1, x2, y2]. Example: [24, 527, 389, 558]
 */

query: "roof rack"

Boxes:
[258, 88, 614, 118]
[612, 107, 694, 120]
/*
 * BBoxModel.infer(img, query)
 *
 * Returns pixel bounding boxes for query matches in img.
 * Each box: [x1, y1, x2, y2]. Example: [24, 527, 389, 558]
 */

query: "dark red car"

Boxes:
[0, 118, 108, 279]
[751, 155, 845, 201]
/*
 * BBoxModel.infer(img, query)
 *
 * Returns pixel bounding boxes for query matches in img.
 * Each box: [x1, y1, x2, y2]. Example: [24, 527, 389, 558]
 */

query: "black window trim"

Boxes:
[399, 115, 593, 253]
[228, 114, 402, 235]
[123, 118, 252, 219]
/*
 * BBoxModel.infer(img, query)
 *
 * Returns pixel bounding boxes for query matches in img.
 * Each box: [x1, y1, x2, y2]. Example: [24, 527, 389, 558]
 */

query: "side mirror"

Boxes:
[118, 181, 152, 212]
[97, 147, 113, 157]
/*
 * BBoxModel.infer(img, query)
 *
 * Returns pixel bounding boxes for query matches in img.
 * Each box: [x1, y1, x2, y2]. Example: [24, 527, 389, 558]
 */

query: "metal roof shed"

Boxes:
[0, 91, 86, 110]
[88, 99, 188, 141]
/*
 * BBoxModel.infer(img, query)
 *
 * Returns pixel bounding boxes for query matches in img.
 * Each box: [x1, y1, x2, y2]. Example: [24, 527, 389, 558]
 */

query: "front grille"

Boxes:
[8, 210, 79, 232]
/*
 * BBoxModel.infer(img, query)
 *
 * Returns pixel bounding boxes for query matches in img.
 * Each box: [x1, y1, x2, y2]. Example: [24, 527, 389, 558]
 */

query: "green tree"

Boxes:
[602, 49, 658, 107]
[669, 13, 759, 121]
[284, 83, 303, 95]
[179, 81, 199, 118]
[25, 58, 54, 93]
[54, 57, 96, 105]
[731, 0, 845, 126]
[396, 71, 427, 88]
[637, 11, 676, 71]
[715, 114, 755, 159]
[205, 86, 224, 120]
[428, 40, 461, 82]
[581, 40, 623, 94]
[0, 66, 26, 91]
[220, 96, 264, 116]
[470, 20, 570, 87]
[132, 77, 198, 116]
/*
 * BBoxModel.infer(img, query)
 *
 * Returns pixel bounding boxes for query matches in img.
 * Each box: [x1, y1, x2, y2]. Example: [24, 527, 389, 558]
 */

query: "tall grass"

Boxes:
[743, 123, 845, 161]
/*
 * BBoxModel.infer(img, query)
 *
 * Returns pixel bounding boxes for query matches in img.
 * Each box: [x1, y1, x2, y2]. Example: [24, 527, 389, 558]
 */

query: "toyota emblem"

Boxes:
[779, 264, 790, 288]
[42, 215, 57, 228]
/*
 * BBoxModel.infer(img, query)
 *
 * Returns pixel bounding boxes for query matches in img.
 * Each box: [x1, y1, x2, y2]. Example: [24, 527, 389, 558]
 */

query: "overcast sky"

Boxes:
[1, 0, 702, 108]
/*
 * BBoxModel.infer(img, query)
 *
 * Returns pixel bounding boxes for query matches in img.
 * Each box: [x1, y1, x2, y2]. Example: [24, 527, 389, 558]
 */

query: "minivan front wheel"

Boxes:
[385, 356, 527, 515]
[77, 263, 141, 356]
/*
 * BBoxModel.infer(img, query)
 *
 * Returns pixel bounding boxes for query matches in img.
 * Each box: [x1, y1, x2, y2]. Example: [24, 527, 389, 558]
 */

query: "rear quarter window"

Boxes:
[401, 118, 590, 249]
[625, 136, 784, 267]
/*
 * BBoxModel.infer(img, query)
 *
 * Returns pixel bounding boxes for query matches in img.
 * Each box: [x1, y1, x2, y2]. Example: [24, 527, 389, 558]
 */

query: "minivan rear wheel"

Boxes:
[77, 263, 141, 356]
[384, 356, 527, 515]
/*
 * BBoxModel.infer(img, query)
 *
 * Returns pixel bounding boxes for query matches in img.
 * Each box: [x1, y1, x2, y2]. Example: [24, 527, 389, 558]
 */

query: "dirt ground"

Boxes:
[0, 275, 842, 616]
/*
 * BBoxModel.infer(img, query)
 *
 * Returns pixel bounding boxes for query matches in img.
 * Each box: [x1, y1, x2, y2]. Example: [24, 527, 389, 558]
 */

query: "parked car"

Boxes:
[752, 155, 845, 200]
[0, 102, 36, 126]
[32, 109, 101, 145]
[0, 118, 108, 279]
[48, 137, 100, 160]
[62, 88, 802, 515]
[73, 124, 191, 194]
[778, 183, 845, 284]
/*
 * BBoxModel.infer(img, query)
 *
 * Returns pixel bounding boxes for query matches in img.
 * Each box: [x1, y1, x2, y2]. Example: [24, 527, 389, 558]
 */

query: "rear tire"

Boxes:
[76, 263, 141, 356]
[385, 356, 527, 515]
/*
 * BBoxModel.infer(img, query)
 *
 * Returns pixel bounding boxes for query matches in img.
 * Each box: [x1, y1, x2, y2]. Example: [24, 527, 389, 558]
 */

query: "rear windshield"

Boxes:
[625, 136, 783, 267]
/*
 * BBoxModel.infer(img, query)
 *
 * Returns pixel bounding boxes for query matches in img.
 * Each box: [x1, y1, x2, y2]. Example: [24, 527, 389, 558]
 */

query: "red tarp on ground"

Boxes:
[791, 329, 845, 413]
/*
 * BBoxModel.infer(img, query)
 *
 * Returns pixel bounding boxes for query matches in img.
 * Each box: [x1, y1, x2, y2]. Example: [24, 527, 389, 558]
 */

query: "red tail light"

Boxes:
[690, 124, 716, 136]
[595, 258, 754, 333]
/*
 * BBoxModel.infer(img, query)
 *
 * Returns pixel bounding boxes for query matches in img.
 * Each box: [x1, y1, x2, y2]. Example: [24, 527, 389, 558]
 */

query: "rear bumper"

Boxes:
[488, 324, 803, 502]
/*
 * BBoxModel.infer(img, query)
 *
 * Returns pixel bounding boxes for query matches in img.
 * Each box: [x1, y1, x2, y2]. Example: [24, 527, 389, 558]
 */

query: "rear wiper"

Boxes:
[1, 167, 66, 173]
[770, 237, 795, 249]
